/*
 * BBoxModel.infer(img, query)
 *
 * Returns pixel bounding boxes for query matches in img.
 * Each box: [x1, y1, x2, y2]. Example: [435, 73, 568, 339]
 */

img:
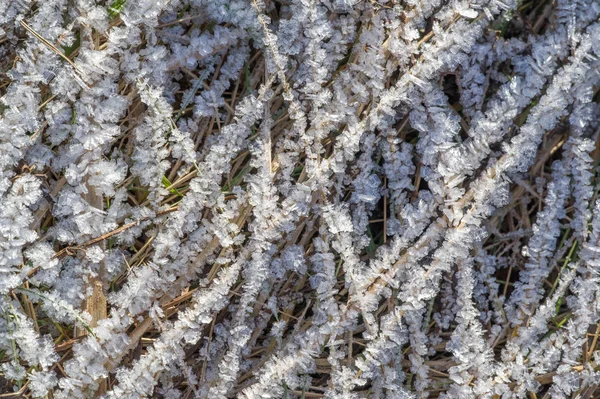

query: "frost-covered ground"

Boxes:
[1, 0, 600, 398]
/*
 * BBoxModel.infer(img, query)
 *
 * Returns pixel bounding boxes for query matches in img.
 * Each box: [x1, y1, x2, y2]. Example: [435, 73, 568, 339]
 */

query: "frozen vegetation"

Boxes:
[1, 0, 600, 398]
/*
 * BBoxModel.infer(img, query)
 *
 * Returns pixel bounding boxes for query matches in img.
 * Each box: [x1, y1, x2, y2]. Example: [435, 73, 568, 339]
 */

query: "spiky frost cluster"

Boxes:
[1, 0, 600, 398]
